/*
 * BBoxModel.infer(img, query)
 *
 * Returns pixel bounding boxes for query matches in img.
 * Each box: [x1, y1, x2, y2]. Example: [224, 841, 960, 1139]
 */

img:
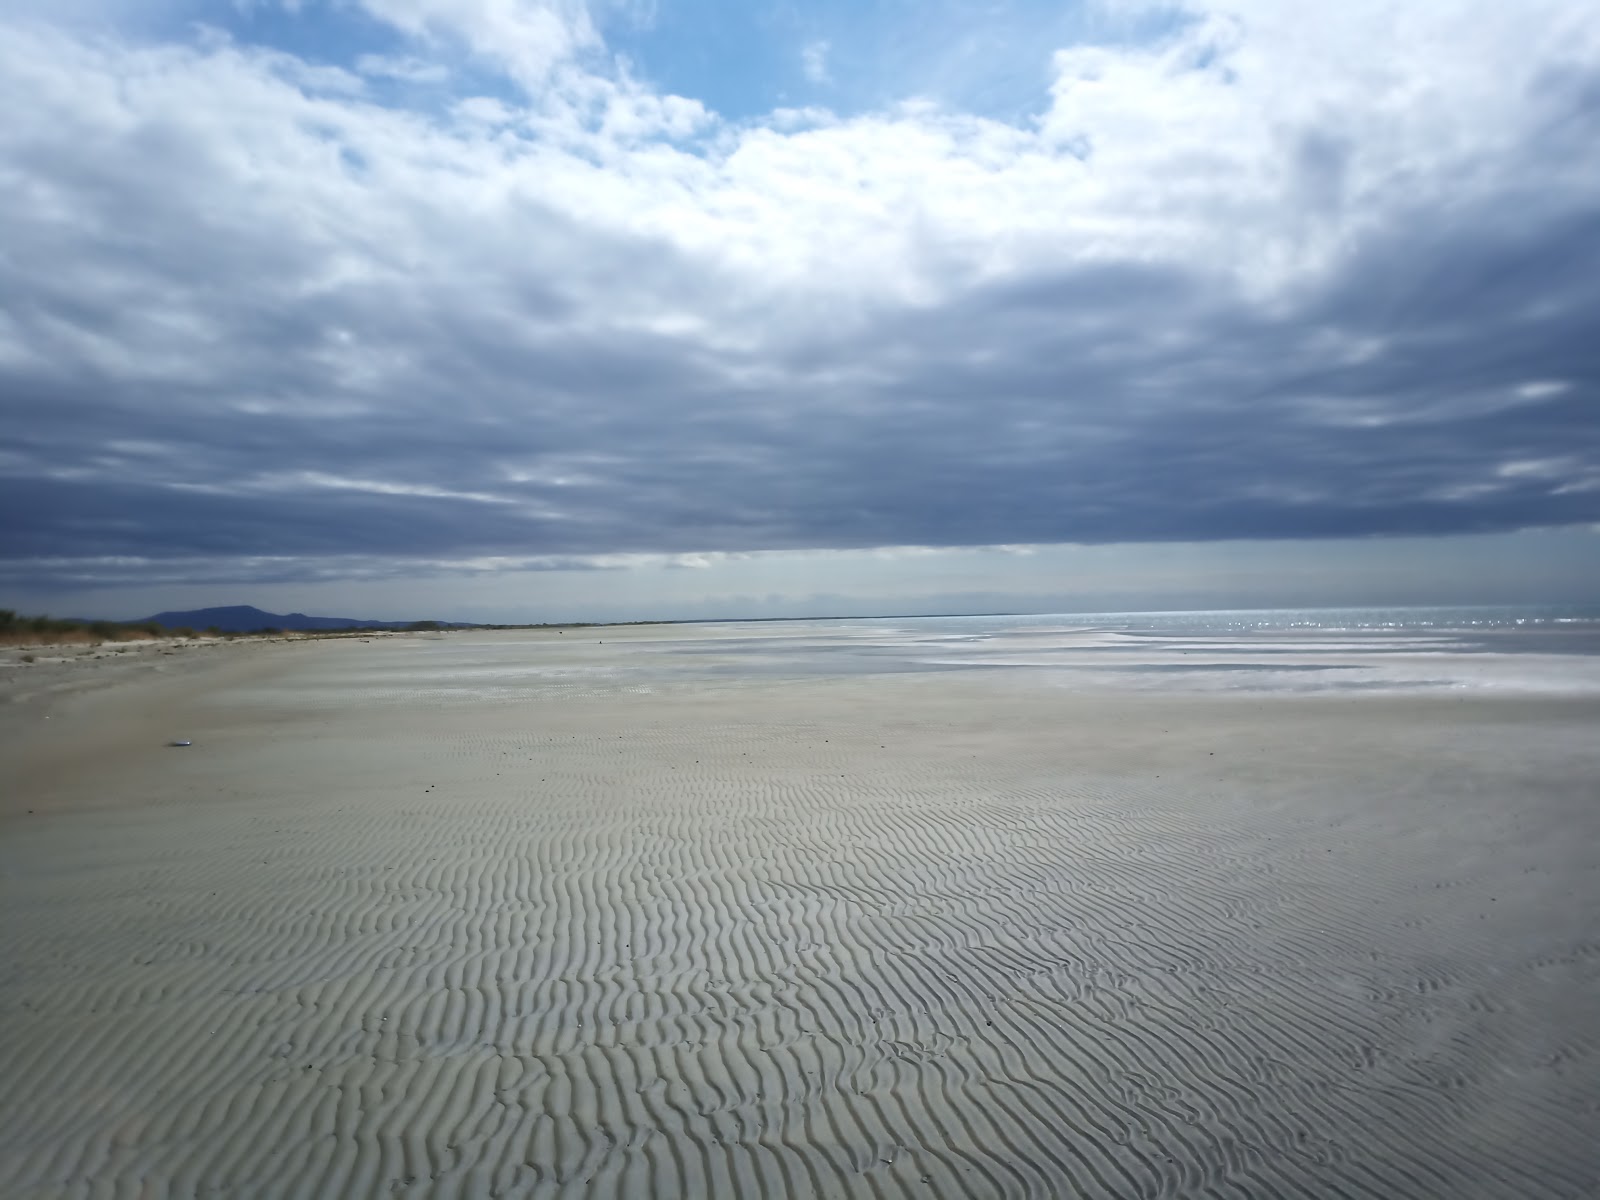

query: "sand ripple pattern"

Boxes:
[3, 649, 1599, 1198]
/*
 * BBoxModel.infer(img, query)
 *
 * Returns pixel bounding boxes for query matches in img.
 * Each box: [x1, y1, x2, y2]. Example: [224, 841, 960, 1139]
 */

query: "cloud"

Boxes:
[353, 0, 599, 89]
[354, 53, 450, 85]
[801, 39, 830, 84]
[1, 1, 1599, 592]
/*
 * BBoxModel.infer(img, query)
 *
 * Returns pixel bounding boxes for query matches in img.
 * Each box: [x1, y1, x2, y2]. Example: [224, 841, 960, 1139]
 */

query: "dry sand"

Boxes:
[2, 627, 1597, 1198]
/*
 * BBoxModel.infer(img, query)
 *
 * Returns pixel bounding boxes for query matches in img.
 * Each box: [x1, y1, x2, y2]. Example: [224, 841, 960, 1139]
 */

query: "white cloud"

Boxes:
[1517, 381, 1571, 400]
[801, 39, 830, 84]
[354, 0, 599, 89]
[263, 472, 519, 505]
[12, 2, 1591, 308]
[355, 53, 450, 84]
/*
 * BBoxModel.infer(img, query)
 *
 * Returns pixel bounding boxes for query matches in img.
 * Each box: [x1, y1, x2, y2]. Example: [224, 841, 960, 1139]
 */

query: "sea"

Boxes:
[614, 603, 1600, 696]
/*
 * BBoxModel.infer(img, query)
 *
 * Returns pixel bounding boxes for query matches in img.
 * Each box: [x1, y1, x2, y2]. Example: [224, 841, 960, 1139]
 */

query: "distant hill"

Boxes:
[137, 605, 471, 632]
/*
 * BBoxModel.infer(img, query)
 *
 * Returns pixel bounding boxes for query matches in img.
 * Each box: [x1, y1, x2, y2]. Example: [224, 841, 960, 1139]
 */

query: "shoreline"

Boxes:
[0, 628, 495, 726]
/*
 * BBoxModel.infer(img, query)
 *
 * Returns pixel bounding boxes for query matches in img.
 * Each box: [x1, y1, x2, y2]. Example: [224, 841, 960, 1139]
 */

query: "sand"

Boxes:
[2, 627, 1597, 1198]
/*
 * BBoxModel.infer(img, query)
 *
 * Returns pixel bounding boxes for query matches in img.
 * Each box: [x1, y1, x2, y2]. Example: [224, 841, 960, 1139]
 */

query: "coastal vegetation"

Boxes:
[0, 610, 178, 645]
[1, 610, 330, 646]
[0, 609, 648, 646]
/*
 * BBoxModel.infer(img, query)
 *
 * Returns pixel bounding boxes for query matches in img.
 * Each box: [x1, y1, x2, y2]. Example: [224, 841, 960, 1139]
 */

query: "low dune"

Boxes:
[2, 627, 1597, 1197]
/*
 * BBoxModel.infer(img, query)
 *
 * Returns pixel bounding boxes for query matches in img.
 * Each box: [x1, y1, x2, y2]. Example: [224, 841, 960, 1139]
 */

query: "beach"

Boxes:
[3, 622, 1598, 1198]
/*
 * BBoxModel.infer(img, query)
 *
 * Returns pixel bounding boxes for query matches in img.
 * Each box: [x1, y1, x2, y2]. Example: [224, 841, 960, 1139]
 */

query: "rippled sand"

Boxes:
[3, 628, 1598, 1198]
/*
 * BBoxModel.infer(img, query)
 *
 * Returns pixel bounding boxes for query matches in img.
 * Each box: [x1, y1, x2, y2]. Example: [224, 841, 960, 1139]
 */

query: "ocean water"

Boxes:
[285, 606, 1600, 709]
[636, 604, 1600, 696]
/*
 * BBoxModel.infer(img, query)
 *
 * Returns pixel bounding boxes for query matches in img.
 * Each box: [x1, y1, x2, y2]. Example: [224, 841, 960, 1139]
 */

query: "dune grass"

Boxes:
[0, 610, 202, 647]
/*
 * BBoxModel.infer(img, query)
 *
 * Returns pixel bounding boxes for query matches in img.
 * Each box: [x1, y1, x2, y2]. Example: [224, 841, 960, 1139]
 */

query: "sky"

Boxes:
[2, 0, 1598, 623]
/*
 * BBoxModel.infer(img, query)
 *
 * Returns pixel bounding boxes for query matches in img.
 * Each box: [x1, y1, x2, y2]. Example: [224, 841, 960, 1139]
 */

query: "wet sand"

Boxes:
[2, 627, 1598, 1197]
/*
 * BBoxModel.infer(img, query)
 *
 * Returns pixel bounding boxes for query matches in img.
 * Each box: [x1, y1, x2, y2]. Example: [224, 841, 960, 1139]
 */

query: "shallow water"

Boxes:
[523, 606, 1600, 697]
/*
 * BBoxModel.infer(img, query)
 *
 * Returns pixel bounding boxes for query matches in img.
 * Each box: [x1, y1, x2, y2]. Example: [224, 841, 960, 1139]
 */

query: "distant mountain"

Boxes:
[137, 604, 470, 632]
